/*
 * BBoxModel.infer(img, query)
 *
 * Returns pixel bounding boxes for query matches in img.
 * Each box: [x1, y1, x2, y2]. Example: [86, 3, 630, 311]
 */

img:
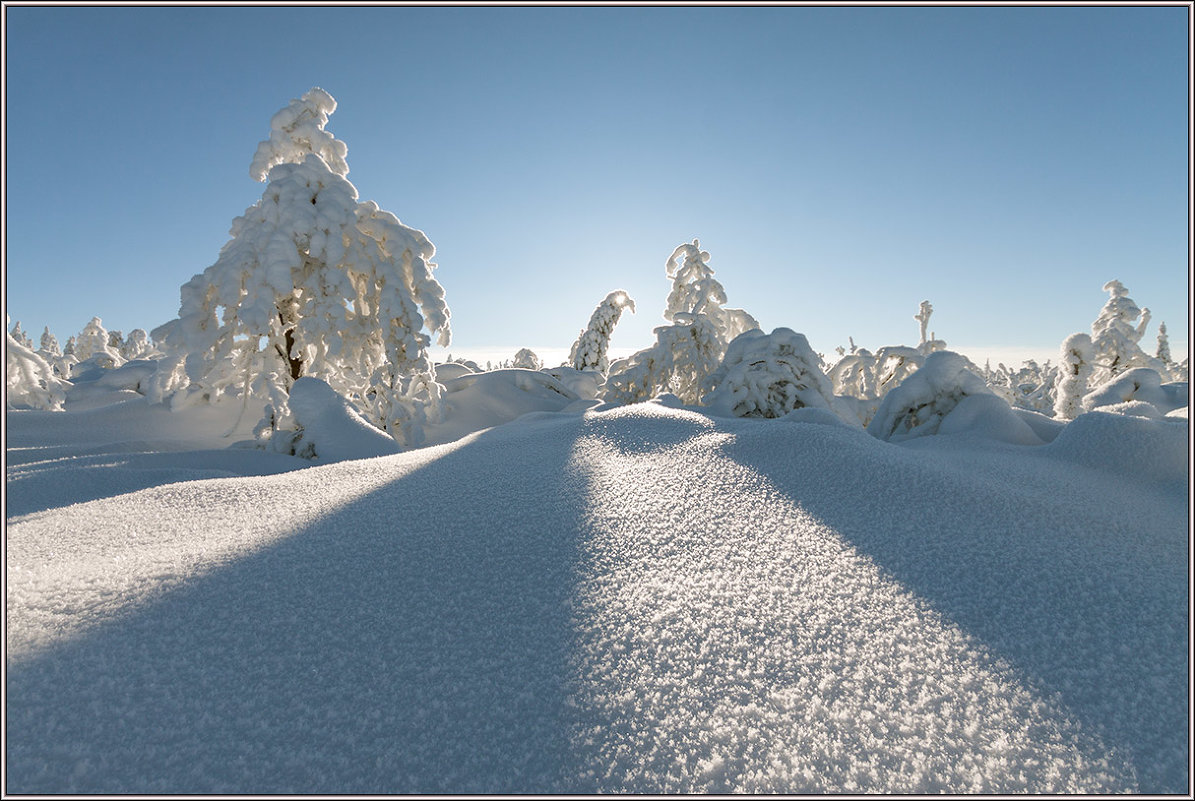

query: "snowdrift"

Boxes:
[4, 394, 1188, 794]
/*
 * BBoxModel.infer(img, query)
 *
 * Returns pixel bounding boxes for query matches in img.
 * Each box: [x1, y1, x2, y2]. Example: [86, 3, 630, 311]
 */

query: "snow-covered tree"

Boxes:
[510, 348, 542, 371]
[38, 327, 60, 358]
[606, 311, 725, 405]
[702, 328, 854, 420]
[606, 240, 758, 405]
[7, 321, 69, 411]
[827, 348, 877, 400]
[664, 239, 758, 341]
[107, 330, 125, 354]
[872, 345, 924, 397]
[1156, 321, 1171, 365]
[74, 317, 124, 367]
[9, 320, 33, 349]
[1089, 280, 1160, 383]
[122, 328, 154, 360]
[152, 88, 451, 447]
[867, 351, 997, 441]
[1053, 333, 1094, 420]
[568, 290, 635, 373]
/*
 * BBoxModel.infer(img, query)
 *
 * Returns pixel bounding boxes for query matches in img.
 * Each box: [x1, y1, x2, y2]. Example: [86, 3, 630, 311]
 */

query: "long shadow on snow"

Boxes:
[717, 420, 1188, 793]
[6, 412, 602, 794]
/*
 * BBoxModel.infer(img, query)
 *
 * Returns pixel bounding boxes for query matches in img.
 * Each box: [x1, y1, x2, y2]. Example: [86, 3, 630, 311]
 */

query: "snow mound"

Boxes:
[281, 377, 402, 462]
[423, 368, 580, 446]
[4, 399, 1187, 793]
[1045, 409, 1188, 488]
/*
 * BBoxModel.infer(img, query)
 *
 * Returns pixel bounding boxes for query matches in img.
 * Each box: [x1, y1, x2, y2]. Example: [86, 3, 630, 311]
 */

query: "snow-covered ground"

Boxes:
[4, 382, 1189, 793]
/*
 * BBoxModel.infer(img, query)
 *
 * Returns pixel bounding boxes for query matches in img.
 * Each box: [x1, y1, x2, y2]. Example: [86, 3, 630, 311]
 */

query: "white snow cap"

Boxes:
[249, 87, 349, 182]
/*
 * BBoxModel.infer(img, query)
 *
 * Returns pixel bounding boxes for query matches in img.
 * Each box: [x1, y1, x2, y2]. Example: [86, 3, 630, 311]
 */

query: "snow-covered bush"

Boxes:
[827, 348, 877, 399]
[872, 346, 924, 398]
[1053, 333, 1094, 420]
[37, 327, 60, 359]
[1081, 367, 1175, 416]
[701, 328, 854, 421]
[606, 240, 758, 405]
[153, 88, 451, 448]
[73, 317, 124, 368]
[510, 348, 542, 371]
[7, 326, 69, 410]
[568, 289, 635, 373]
[868, 351, 1001, 442]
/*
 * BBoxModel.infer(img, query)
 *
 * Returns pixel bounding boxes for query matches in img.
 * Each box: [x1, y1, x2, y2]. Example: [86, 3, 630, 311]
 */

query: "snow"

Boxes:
[4, 382, 1188, 793]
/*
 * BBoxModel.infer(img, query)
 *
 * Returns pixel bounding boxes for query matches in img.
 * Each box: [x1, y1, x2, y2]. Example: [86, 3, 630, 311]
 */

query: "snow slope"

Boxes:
[4, 398, 1189, 793]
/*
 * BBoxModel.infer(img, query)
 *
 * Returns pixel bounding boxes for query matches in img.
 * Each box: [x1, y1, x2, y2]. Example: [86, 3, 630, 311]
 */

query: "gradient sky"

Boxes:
[4, 5, 1189, 368]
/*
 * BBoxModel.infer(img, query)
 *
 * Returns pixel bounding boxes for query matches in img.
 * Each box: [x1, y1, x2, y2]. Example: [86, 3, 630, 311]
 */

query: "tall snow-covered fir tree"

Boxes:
[568, 290, 635, 373]
[152, 88, 451, 447]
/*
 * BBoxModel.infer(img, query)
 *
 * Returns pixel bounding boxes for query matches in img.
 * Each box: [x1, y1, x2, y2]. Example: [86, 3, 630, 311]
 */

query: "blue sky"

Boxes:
[4, 5, 1189, 367]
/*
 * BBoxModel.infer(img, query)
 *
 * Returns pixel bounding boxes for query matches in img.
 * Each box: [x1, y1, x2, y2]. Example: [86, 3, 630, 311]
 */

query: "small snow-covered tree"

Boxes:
[9, 321, 33, 349]
[153, 88, 451, 447]
[74, 317, 124, 367]
[1053, 333, 1094, 420]
[1156, 321, 1171, 365]
[38, 327, 60, 358]
[568, 290, 635, 373]
[867, 351, 995, 441]
[827, 348, 877, 399]
[606, 240, 758, 405]
[872, 345, 924, 397]
[605, 311, 725, 405]
[702, 328, 853, 420]
[122, 328, 154, 360]
[7, 322, 69, 410]
[664, 239, 758, 340]
[510, 348, 542, 371]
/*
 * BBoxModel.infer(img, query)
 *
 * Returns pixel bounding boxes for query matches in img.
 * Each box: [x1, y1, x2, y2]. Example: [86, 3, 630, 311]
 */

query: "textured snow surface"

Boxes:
[5, 400, 1189, 793]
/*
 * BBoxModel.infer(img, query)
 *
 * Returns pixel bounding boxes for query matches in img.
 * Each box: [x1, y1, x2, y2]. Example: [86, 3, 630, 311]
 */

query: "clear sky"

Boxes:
[4, 5, 1190, 368]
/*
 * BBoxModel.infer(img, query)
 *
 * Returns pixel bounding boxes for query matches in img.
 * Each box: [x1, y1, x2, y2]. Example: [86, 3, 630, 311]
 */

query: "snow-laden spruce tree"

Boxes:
[153, 88, 451, 447]
[74, 317, 124, 367]
[1089, 280, 1160, 384]
[1156, 321, 1171, 365]
[568, 290, 635, 373]
[605, 240, 758, 405]
[7, 320, 69, 411]
[1053, 333, 1094, 420]
[38, 327, 60, 358]
[663, 240, 758, 341]
[702, 328, 854, 420]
